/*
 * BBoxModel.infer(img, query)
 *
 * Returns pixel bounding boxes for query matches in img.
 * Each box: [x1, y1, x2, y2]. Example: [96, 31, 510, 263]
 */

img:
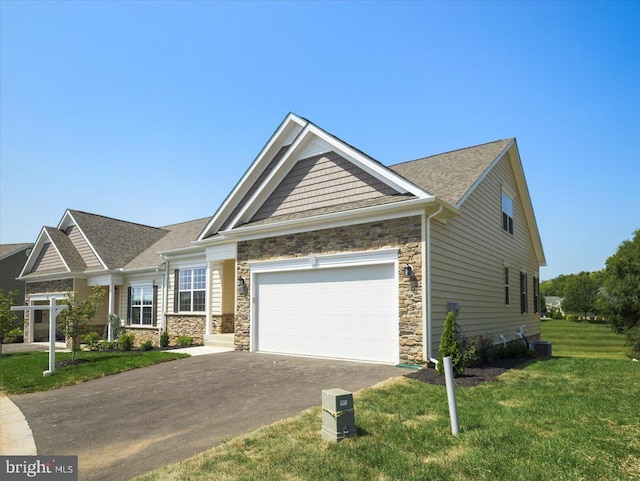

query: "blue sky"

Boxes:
[1, 1, 638, 280]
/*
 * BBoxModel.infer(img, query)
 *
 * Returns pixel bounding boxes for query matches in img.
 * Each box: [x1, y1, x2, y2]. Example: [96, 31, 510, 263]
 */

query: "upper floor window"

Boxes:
[176, 267, 206, 312]
[502, 191, 514, 235]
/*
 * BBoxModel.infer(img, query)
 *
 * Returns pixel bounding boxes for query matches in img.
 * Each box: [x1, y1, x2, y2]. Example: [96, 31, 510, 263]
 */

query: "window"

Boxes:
[533, 276, 539, 313]
[504, 267, 510, 305]
[128, 285, 157, 326]
[502, 191, 514, 235]
[520, 272, 528, 314]
[175, 267, 206, 312]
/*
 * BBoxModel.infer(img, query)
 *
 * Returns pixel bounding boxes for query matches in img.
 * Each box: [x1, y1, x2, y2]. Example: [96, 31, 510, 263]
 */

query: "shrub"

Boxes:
[176, 335, 193, 347]
[437, 312, 464, 376]
[5, 327, 24, 344]
[98, 340, 115, 351]
[567, 314, 579, 321]
[118, 333, 135, 351]
[461, 334, 495, 367]
[140, 339, 154, 351]
[82, 331, 101, 350]
[159, 330, 170, 348]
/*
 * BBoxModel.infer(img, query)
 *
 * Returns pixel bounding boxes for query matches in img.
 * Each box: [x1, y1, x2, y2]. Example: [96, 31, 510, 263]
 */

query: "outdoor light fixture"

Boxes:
[237, 277, 248, 295]
[403, 264, 413, 277]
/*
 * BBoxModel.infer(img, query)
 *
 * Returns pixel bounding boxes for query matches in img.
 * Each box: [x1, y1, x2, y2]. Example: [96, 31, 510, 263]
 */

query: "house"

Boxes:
[0, 243, 34, 328]
[19, 113, 545, 364]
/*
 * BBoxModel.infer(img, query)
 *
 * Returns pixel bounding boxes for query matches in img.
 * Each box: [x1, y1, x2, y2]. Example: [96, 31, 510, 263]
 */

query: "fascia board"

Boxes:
[197, 113, 307, 241]
[22, 271, 86, 282]
[308, 124, 434, 199]
[227, 123, 436, 231]
[64, 211, 108, 269]
[19, 229, 49, 278]
[225, 198, 444, 242]
[508, 141, 547, 266]
[456, 140, 515, 208]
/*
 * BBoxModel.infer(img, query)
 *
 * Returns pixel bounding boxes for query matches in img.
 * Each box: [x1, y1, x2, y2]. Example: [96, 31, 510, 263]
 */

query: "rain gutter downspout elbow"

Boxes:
[423, 204, 444, 366]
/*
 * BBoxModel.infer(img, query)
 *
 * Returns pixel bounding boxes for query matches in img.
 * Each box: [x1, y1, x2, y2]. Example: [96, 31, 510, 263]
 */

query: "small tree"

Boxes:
[602, 229, 640, 357]
[57, 286, 105, 361]
[437, 311, 465, 376]
[562, 272, 601, 320]
[0, 289, 20, 356]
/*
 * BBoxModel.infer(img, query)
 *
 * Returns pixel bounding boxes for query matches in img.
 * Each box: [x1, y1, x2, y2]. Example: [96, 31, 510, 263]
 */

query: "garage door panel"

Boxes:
[255, 263, 398, 363]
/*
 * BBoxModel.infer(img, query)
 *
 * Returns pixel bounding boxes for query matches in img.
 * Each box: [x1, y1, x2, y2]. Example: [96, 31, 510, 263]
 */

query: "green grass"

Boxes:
[135, 320, 640, 481]
[0, 350, 189, 394]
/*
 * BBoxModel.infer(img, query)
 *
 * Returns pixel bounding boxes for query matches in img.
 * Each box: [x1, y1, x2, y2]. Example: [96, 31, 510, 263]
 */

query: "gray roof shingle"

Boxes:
[389, 139, 513, 206]
[125, 217, 210, 269]
[0, 243, 33, 260]
[68, 210, 168, 269]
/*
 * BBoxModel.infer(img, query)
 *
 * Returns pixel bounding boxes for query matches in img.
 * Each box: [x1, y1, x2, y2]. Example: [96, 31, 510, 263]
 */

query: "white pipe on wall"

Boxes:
[423, 204, 444, 365]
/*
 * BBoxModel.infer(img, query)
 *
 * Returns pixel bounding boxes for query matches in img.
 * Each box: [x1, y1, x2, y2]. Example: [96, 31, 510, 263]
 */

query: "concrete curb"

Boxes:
[0, 395, 37, 455]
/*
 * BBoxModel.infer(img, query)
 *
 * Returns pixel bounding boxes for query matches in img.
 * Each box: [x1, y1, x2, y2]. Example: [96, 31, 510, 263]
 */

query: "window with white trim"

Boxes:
[502, 190, 514, 235]
[504, 267, 510, 305]
[520, 272, 528, 314]
[128, 285, 157, 326]
[176, 267, 206, 312]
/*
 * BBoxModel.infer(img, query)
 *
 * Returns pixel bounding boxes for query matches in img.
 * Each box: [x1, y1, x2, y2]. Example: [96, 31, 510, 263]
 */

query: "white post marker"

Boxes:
[12, 298, 68, 376]
[443, 356, 460, 435]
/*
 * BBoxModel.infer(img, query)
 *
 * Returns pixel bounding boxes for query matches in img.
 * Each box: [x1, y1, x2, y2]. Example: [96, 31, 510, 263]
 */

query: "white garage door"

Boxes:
[254, 263, 399, 363]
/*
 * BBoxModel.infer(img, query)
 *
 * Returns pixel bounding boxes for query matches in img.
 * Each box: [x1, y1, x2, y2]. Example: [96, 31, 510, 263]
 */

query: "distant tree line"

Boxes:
[542, 229, 640, 358]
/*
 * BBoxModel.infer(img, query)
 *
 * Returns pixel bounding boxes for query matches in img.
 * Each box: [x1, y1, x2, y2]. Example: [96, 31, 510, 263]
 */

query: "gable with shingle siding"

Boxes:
[251, 151, 400, 222]
[64, 224, 102, 269]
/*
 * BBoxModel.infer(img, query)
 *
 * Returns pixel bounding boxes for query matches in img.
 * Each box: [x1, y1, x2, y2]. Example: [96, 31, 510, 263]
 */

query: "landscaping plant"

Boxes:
[437, 311, 464, 376]
[0, 289, 20, 356]
[159, 330, 170, 348]
[54, 285, 106, 361]
[118, 333, 135, 351]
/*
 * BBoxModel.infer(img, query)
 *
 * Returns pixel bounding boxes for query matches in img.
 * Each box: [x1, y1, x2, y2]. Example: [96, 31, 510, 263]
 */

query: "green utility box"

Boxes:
[321, 388, 357, 442]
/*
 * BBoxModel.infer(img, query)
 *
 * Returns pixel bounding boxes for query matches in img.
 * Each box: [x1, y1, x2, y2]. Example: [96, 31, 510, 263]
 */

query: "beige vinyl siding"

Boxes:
[210, 262, 222, 316]
[30, 243, 66, 273]
[251, 151, 398, 221]
[430, 151, 540, 354]
[119, 277, 162, 325]
[73, 279, 109, 329]
[66, 225, 102, 268]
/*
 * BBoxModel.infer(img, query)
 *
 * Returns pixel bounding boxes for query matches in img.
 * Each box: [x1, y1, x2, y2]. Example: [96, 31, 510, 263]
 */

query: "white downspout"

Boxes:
[161, 260, 169, 333]
[423, 204, 443, 365]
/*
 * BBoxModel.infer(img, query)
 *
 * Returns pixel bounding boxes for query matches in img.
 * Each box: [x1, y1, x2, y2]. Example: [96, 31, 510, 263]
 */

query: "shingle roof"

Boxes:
[68, 210, 168, 269]
[0, 243, 33, 260]
[125, 217, 210, 269]
[44, 226, 87, 272]
[389, 139, 513, 206]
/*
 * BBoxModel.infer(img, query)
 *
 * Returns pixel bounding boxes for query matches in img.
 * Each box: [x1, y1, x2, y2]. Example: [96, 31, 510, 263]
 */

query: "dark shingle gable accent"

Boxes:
[44, 227, 87, 272]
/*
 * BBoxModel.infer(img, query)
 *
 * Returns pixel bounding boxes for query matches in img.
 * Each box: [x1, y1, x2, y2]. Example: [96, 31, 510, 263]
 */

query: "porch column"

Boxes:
[205, 262, 212, 336]
[27, 299, 35, 343]
[108, 284, 116, 341]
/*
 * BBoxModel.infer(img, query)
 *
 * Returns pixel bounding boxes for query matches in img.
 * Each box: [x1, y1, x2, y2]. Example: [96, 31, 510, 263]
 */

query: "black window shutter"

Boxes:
[127, 287, 132, 324]
[173, 269, 179, 312]
[520, 272, 525, 314]
[153, 284, 159, 326]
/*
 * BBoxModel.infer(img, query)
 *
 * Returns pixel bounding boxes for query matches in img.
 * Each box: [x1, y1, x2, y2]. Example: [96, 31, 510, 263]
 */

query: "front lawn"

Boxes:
[0, 350, 190, 395]
[135, 320, 640, 481]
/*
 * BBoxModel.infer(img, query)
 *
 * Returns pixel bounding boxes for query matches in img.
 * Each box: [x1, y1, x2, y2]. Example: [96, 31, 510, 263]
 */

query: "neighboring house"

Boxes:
[0, 243, 33, 326]
[19, 113, 545, 364]
[545, 296, 564, 315]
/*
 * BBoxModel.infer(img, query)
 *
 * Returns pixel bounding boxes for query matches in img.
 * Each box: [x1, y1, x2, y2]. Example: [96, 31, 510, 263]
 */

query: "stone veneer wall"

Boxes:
[165, 314, 206, 345]
[236, 216, 424, 364]
[211, 314, 235, 334]
[126, 328, 159, 347]
[24, 279, 74, 342]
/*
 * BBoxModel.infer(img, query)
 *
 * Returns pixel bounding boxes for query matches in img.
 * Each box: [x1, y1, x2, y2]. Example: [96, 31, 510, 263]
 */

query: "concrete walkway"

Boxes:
[7, 350, 405, 481]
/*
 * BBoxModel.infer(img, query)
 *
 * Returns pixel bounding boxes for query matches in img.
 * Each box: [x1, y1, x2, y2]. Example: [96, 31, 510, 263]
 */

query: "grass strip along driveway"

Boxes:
[0, 350, 189, 394]
[136, 320, 640, 481]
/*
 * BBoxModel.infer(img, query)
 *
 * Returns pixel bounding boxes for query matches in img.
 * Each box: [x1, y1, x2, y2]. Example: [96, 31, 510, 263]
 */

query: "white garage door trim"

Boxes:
[250, 249, 399, 363]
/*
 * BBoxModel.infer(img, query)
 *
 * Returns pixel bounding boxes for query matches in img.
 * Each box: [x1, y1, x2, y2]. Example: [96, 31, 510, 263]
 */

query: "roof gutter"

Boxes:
[423, 204, 444, 366]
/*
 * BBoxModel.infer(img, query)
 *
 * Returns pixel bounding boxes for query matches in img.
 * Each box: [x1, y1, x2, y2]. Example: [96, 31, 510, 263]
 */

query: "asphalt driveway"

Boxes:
[10, 351, 406, 481]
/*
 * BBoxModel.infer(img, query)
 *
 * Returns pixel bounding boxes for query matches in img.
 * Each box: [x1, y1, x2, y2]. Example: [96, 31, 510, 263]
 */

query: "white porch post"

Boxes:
[27, 300, 35, 343]
[205, 262, 211, 336]
[108, 283, 116, 341]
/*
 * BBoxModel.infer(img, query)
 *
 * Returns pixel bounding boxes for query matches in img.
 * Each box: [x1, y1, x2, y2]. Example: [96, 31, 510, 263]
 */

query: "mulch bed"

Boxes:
[405, 357, 532, 387]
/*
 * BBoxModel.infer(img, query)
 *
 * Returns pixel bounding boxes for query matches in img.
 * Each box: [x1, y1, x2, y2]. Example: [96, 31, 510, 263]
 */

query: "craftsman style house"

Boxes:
[19, 113, 545, 364]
